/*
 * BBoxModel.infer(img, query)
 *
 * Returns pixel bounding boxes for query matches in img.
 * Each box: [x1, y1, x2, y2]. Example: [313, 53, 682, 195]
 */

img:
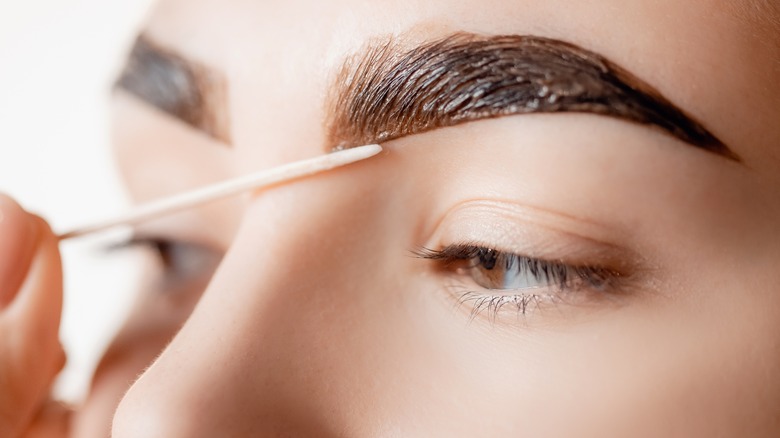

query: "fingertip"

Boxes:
[0, 193, 24, 214]
[5, 212, 63, 345]
[0, 194, 40, 308]
[31, 214, 60, 250]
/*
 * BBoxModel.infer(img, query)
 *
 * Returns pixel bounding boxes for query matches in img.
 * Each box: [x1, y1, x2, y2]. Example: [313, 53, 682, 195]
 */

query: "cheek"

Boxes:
[519, 280, 780, 436]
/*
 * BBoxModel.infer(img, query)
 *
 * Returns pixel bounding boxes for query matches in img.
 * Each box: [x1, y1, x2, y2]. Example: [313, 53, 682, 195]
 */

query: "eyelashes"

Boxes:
[109, 237, 187, 271]
[108, 236, 626, 322]
[416, 244, 624, 319]
[107, 236, 222, 286]
[417, 245, 617, 290]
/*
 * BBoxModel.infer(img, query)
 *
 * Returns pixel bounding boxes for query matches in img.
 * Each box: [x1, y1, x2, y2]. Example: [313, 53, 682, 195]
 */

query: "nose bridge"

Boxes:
[112, 172, 395, 437]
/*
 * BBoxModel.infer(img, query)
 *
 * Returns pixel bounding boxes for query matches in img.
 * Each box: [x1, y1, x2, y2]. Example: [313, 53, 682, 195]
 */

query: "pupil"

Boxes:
[478, 248, 497, 270]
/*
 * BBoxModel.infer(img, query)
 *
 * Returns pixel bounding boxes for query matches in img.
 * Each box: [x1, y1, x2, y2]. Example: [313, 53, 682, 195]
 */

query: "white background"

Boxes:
[0, 0, 155, 401]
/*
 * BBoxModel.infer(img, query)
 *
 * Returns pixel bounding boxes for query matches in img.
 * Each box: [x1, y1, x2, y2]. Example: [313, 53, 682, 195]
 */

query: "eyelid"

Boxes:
[427, 199, 644, 274]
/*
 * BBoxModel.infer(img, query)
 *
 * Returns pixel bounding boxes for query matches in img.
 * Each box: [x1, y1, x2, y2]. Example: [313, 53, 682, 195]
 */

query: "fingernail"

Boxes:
[0, 194, 39, 308]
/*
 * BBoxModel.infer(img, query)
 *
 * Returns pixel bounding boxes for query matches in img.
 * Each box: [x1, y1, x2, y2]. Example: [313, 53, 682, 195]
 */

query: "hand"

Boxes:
[0, 195, 69, 437]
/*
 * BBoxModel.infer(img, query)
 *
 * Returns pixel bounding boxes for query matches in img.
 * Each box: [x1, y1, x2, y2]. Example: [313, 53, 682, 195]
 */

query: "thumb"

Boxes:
[0, 196, 65, 437]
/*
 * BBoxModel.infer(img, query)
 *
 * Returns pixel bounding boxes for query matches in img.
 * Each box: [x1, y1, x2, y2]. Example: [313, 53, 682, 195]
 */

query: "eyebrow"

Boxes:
[115, 35, 231, 144]
[327, 33, 738, 161]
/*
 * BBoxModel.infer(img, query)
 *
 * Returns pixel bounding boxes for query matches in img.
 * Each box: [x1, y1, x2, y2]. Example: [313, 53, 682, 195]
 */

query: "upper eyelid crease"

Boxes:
[114, 34, 232, 144]
[327, 32, 739, 161]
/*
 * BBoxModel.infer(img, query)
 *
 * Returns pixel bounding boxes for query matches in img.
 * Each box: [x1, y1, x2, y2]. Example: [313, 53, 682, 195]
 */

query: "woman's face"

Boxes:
[75, 0, 780, 436]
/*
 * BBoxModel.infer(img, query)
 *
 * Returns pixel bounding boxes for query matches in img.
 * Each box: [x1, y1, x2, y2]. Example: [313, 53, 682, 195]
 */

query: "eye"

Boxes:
[417, 244, 623, 318]
[110, 237, 222, 286]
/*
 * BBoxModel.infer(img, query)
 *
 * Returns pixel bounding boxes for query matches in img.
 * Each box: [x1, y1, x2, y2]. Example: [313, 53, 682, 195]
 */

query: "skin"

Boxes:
[0, 196, 67, 437]
[2, 0, 780, 436]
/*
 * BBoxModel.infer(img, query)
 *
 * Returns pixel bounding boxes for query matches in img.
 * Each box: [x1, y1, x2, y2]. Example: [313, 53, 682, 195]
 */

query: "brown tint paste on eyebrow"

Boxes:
[328, 33, 735, 159]
[116, 35, 231, 143]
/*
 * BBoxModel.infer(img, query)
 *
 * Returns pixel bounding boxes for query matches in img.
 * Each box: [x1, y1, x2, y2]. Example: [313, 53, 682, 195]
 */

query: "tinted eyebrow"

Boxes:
[115, 35, 231, 144]
[327, 33, 738, 160]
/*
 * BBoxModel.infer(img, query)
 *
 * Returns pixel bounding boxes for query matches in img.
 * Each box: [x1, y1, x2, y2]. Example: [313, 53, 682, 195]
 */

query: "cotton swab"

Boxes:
[58, 144, 382, 240]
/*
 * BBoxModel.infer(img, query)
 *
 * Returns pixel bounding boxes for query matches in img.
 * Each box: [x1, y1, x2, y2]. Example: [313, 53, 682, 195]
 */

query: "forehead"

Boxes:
[139, 0, 779, 166]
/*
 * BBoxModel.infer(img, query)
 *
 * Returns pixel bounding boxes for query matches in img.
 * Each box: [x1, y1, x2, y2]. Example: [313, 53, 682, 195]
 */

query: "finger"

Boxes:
[0, 194, 40, 309]
[6, 216, 64, 347]
[0, 217, 65, 436]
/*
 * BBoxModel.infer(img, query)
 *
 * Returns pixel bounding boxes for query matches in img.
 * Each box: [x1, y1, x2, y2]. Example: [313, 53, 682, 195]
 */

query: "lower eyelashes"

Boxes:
[444, 286, 544, 321]
[416, 244, 625, 320]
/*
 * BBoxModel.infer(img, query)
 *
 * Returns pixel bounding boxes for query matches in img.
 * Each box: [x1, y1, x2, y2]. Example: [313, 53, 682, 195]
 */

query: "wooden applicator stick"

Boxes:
[58, 144, 382, 240]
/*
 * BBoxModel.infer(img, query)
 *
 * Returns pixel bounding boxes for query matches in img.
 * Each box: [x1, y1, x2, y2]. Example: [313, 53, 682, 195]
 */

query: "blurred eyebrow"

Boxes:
[115, 34, 231, 144]
[327, 33, 738, 161]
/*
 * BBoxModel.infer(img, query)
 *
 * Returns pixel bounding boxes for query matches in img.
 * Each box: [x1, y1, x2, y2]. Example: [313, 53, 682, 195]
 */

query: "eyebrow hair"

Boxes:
[115, 35, 231, 144]
[327, 33, 738, 160]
